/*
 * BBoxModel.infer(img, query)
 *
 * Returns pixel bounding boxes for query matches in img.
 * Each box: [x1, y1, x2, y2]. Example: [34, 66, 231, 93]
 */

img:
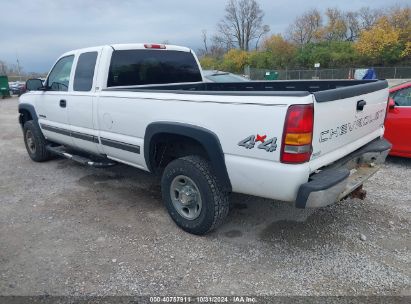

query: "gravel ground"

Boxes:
[0, 97, 410, 296]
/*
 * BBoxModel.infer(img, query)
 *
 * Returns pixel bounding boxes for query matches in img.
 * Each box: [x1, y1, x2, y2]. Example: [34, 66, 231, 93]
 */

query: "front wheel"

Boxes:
[161, 155, 229, 235]
[23, 120, 52, 162]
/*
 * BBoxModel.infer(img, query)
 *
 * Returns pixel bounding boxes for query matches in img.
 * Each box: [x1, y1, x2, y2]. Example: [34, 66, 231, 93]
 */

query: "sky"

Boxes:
[1, 0, 410, 73]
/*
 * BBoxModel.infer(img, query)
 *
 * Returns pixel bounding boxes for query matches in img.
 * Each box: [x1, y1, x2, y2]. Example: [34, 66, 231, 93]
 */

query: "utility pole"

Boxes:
[16, 53, 22, 81]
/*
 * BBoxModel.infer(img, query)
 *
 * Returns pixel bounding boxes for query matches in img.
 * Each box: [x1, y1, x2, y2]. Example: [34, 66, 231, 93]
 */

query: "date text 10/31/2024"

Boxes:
[149, 296, 258, 303]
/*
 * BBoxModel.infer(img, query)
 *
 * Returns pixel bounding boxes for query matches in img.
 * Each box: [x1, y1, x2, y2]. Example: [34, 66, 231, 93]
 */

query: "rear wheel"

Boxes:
[23, 120, 52, 162]
[161, 155, 229, 235]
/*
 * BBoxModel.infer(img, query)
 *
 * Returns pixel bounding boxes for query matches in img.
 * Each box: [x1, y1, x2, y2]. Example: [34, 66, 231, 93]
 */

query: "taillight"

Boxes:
[144, 43, 166, 49]
[281, 104, 314, 164]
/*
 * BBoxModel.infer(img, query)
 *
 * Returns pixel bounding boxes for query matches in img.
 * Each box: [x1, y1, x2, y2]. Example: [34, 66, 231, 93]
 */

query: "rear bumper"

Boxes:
[296, 137, 391, 208]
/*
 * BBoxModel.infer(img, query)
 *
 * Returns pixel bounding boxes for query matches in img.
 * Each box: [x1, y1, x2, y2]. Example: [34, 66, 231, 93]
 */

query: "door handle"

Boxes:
[357, 100, 366, 111]
[59, 99, 67, 108]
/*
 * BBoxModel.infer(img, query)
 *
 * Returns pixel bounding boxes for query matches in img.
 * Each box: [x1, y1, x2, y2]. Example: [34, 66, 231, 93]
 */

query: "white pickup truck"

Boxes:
[20, 43, 391, 235]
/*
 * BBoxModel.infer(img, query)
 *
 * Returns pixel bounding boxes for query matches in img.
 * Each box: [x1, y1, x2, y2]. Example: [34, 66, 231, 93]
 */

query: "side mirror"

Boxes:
[388, 98, 395, 110]
[26, 79, 45, 91]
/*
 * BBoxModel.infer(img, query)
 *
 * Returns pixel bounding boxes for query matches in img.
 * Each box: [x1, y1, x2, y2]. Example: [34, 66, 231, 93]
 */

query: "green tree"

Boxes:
[261, 34, 297, 68]
[220, 49, 250, 73]
[297, 41, 359, 68]
[199, 56, 221, 70]
[248, 51, 272, 69]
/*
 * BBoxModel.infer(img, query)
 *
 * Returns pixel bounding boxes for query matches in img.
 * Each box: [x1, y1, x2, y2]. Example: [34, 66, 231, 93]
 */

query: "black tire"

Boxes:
[161, 155, 229, 235]
[23, 120, 52, 162]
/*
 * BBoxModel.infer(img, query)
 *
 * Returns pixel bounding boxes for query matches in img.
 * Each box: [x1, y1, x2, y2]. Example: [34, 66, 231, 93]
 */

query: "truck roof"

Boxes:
[61, 43, 192, 57]
[111, 43, 191, 52]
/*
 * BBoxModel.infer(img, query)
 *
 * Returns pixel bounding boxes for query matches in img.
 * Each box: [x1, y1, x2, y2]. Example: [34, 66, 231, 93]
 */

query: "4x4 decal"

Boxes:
[238, 134, 277, 152]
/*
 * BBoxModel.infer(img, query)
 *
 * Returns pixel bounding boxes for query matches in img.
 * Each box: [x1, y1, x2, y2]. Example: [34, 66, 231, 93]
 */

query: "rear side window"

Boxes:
[74, 52, 98, 91]
[107, 50, 202, 87]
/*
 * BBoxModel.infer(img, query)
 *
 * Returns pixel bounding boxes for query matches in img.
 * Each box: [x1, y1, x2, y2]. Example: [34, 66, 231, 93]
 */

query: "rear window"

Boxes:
[107, 49, 202, 87]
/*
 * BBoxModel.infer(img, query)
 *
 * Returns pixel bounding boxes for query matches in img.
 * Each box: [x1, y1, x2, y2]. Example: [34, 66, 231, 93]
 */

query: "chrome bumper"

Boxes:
[296, 138, 391, 209]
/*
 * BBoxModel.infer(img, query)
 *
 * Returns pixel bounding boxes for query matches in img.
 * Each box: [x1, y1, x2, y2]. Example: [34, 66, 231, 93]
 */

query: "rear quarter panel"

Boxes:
[96, 91, 314, 201]
[96, 91, 314, 163]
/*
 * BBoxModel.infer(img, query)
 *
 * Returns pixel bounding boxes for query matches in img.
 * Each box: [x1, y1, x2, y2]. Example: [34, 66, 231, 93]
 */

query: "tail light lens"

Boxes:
[281, 104, 314, 164]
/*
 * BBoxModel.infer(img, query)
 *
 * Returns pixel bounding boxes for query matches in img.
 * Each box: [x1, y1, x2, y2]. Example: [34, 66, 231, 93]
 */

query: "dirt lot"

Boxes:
[0, 97, 410, 296]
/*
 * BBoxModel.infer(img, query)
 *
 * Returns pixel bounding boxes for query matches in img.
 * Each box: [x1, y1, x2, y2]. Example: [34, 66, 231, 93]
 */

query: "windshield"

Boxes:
[204, 73, 248, 83]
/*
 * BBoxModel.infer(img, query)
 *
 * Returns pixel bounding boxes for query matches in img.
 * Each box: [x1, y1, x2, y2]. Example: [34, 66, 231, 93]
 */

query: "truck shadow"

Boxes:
[217, 193, 387, 253]
[218, 193, 348, 249]
[64, 158, 383, 250]
[75, 163, 163, 205]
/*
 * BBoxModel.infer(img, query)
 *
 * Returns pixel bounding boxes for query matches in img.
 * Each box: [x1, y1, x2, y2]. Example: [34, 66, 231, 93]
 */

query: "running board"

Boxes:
[46, 145, 117, 168]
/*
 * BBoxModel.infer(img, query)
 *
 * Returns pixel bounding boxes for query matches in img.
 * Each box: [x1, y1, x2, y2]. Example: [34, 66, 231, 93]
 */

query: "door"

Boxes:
[37, 55, 75, 146]
[68, 50, 100, 154]
[385, 85, 411, 157]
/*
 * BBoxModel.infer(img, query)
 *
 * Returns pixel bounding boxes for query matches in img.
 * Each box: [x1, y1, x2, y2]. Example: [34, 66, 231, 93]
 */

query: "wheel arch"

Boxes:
[144, 122, 232, 191]
[18, 103, 38, 127]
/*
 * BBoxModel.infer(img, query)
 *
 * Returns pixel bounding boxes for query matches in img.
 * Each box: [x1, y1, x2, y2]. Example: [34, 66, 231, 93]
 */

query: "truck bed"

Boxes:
[104, 79, 388, 102]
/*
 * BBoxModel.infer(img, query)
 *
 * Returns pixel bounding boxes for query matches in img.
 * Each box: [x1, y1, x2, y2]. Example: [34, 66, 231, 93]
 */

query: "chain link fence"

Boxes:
[247, 66, 411, 80]
[6, 75, 26, 82]
[5, 74, 46, 82]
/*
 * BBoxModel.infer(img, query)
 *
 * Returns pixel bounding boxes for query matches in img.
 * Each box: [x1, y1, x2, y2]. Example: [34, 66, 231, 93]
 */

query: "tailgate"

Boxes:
[310, 80, 389, 171]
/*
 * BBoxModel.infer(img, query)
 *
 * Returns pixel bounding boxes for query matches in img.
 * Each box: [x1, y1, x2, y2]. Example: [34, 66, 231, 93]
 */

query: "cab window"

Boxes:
[74, 52, 98, 91]
[47, 55, 74, 91]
